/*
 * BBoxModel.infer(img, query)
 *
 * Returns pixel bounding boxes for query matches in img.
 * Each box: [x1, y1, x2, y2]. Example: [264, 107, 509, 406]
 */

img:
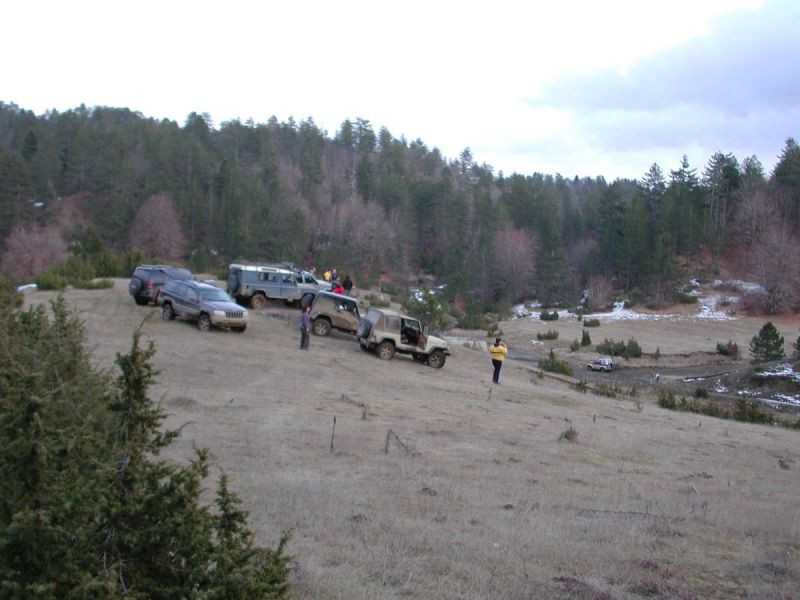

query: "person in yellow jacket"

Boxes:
[489, 337, 508, 384]
[323, 269, 332, 282]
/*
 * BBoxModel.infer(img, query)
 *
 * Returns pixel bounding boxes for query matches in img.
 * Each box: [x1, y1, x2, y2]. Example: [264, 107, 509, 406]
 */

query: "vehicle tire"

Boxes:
[359, 341, 369, 352]
[427, 349, 446, 369]
[232, 326, 246, 333]
[134, 296, 149, 306]
[376, 340, 395, 360]
[198, 313, 212, 332]
[313, 318, 331, 336]
[250, 294, 267, 310]
[412, 352, 424, 362]
[130, 278, 142, 295]
[301, 293, 314, 309]
[162, 303, 175, 321]
[356, 318, 372, 338]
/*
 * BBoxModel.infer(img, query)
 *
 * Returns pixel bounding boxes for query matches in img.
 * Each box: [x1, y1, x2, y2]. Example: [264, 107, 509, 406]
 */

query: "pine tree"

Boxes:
[0, 300, 291, 598]
[749, 321, 785, 363]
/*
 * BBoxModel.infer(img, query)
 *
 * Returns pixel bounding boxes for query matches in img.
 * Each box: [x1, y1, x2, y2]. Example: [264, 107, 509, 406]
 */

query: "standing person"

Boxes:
[331, 268, 338, 282]
[323, 269, 332, 283]
[332, 280, 345, 295]
[299, 305, 311, 350]
[342, 274, 353, 295]
[489, 337, 508, 384]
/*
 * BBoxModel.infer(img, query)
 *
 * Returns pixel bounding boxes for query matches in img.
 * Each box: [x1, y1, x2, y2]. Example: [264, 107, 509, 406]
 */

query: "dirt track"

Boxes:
[23, 281, 800, 599]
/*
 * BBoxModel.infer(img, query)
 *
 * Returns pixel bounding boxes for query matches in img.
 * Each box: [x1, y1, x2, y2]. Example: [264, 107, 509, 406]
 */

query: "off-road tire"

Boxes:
[250, 294, 267, 310]
[130, 278, 142, 295]
[162, 303, 175, 321]
[356, 318, 372, 338]
[313, 318, 331, 336]
[301, 293, 314, 309]
[376, 340, 395, 360]
[226, 272, 240, 295]
[427, 349, 446, 369]
[198, 313, 212, 332]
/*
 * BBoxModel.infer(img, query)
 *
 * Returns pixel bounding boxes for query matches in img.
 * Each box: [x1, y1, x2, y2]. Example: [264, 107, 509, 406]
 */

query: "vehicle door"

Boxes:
[332, 297, 357, 330]
[182, 286, 202, 320]
[280, 272, 299, 300]
[399, 318, 422, 351]
[170, 283, 190, 318]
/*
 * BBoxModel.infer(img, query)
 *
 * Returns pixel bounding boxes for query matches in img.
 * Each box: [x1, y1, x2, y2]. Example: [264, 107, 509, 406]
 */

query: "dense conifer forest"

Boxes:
[1, 102, 798, 313]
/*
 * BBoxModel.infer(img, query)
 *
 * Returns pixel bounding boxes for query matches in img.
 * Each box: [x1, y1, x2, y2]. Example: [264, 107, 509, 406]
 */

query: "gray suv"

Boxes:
[128, 264, 192, 306]
[227, 263, 329, 310]
[159, 280, 248, 332]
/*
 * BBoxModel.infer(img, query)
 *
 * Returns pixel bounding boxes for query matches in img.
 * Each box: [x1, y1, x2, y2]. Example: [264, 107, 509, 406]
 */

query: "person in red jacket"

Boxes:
[332, 282, 345, 295]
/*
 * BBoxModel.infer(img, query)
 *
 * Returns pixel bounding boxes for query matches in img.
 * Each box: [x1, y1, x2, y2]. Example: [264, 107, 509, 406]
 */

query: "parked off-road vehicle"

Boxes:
[587, 356, 614, 372]
[159, 279, 248, 332]
[309, 291, 360, 336]
[128, 264, 192, 306]
[357, 307, 450, 368]
[226, 263, 329, 310]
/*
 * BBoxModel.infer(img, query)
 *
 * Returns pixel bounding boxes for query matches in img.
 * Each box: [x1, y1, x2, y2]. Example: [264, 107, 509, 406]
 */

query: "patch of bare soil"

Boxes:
[23, 282, 800, 599]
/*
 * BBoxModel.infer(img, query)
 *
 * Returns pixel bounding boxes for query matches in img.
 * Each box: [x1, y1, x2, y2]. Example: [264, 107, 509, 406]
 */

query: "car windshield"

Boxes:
[200, 288, 233, 302]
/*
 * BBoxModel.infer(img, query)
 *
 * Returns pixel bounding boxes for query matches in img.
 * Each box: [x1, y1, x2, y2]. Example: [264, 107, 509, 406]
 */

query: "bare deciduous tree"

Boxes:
[734, 180, 780, 247]
[493, 226, 536, 304]
[1, 225, 68, 280]
[749, 224, 800, 314]
[128, 193, 186, 262]
[586, 274, 613, 311]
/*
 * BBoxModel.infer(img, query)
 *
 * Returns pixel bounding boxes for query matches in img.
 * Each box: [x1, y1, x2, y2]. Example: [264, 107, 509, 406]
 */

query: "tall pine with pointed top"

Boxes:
[749, 321, 785, 364]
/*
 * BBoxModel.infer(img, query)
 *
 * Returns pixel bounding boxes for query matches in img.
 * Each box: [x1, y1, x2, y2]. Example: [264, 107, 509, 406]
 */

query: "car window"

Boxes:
[384, 316, 400, 332]
[401, 318, 421, 333]
[165, 268, 192, 280]
[282, 273, 294, 284]
[200, 288, 232, 302]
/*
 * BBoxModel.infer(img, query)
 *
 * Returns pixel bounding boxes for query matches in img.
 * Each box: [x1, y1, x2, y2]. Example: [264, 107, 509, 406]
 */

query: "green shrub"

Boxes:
[0, 275, 23, 313]
[677, 292, 699, 304]
[593, 382, 620, 398]
[583, 318, 601, 328]
[624, 337, 642, 358]
[536, 329, 559, 341]
[580, 329, 592, 346]
[540, 349, 573, 376]
[716, 340, 739, 357]
[572, 379, 588, 393]
[694, 387, 709, 399]
[402, 287, 449, 333]
[34, 271, 70, 290]
[653, 347, 661, 360]
[596, 338, 626, 357]
[540, 310, 559, 321]
[570, 338, 580, 352]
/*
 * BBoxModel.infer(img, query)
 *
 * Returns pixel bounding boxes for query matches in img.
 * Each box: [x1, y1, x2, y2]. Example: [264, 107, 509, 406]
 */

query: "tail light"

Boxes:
[145, 280, 153, 289]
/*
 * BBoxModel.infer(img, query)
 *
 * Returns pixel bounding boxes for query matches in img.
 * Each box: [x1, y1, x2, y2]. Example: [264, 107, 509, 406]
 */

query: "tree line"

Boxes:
[1, 101, 798, 314]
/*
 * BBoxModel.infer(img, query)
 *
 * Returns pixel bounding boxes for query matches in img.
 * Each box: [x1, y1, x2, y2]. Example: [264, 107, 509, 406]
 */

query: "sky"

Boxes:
[3, 0, 798, 181]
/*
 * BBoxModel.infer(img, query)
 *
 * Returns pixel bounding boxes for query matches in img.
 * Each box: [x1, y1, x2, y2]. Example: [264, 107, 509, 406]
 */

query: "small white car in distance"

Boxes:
[587, 357, 614, 372]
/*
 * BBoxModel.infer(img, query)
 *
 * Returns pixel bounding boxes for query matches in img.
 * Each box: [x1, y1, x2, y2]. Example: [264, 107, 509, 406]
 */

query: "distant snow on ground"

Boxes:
[696, 296, 737, 321]
[586, 302, 677, 322]
[713, 279, 765, 294]
[774, 393, 800, 405]
[511, 304, 569, 321]
[756, 363, 800, 383]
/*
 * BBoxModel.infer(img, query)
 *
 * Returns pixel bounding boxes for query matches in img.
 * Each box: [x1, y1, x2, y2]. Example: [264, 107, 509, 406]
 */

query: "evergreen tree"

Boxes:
[0, 300, 291, 598]
[749, 321, 785, 363]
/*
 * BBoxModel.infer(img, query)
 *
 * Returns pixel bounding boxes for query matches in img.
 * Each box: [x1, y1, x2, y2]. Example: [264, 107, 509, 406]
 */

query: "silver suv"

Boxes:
[357, 307, 450, 368]
[587, 357, 614, 372]
[159, 280, 248, 332]
[226, 263, 329, 309]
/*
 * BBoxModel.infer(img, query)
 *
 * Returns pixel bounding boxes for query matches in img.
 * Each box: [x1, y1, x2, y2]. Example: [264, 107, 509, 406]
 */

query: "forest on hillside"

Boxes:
[1, 101, 799, 315]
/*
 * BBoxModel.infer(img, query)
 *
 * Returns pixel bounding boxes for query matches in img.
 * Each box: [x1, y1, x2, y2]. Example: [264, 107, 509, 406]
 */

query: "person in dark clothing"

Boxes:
[299, 305, 310, 350]
[342, 274, 353, 295]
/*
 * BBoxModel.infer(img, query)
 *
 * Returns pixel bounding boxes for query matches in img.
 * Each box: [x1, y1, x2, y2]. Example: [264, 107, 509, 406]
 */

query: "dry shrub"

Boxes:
[1, 225, 68, 280]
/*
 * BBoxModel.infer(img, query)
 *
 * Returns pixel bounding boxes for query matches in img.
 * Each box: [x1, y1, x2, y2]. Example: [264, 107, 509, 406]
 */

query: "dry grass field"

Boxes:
[24, 281, 800, 599]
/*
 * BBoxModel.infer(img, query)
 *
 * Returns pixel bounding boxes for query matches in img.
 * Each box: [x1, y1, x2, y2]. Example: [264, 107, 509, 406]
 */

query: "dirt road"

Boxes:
[23, 281, 800, 599]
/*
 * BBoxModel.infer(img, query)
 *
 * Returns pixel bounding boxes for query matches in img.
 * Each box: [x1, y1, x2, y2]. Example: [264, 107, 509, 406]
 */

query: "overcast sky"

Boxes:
[3, 0, 798, 181]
